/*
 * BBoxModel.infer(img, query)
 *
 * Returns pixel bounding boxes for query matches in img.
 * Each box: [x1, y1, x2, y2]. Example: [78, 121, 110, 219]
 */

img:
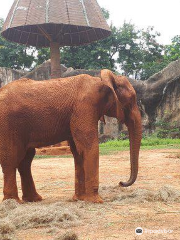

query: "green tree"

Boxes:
[59, 8, 117, 70]
[139, 27, 165, 79]
[0, 18, 35, 70]
[139, 34, 180, 80]
[116, 22, 142, 77]
[61, 22, 166, 79]
[116, 24, 165, 79]
[164, 35, 180, 62]
[36, 48, 50, 66]
[61, 31, 117, 70]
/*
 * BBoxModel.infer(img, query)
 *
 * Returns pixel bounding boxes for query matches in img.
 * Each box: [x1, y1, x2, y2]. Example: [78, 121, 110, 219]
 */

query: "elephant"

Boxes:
[0, 69, 142, 203]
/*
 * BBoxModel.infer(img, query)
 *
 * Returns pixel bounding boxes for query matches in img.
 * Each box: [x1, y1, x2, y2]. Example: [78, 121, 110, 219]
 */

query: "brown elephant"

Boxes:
[0, 69, 142, 203]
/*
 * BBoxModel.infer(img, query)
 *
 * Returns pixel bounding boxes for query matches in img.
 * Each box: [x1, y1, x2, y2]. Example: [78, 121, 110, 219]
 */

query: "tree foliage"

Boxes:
[60, 21, 165, 79]
[36, 48, 50, 67]
[1, 9, 180, 80]
[164, 35, 180, 62]
[0, 18, 35, 70]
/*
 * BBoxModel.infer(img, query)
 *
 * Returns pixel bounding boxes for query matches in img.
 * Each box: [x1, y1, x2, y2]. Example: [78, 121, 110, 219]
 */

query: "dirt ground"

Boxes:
[0, 148, 180, 240]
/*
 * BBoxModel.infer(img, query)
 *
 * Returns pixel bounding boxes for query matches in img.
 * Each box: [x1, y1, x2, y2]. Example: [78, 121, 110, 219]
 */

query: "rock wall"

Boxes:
[98, 117, 120, 139]
[156, 76, 180, 124]
[141, 60, 180, 131]
[0, 67, 25, 87]
[23, 60, 69, 80]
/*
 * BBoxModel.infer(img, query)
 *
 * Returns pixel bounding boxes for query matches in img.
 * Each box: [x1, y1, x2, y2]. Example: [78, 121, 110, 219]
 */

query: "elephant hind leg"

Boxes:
[2, 166, 22, 203]
[69, 139, 85, 201]
[18, 148, 42, 202]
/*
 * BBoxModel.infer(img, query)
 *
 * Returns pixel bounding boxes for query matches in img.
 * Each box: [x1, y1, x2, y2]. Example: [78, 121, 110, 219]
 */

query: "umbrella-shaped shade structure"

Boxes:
[2, 0, 111, 78]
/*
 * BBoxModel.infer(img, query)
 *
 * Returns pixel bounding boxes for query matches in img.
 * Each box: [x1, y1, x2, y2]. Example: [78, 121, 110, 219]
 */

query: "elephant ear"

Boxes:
[100, 69, 125, 123]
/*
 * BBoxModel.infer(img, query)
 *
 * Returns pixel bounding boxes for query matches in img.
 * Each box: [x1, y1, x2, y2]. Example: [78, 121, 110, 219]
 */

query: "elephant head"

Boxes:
[100, 69, 142, 187]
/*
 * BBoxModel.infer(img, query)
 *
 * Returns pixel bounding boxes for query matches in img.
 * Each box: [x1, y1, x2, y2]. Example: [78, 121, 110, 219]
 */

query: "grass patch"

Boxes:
[99, 138, 180, 155]
[35, 138, 180, 158]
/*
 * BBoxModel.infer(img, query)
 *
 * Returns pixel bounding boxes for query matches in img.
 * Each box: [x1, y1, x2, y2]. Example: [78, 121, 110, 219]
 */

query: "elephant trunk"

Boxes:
[119, 106, 142, 187]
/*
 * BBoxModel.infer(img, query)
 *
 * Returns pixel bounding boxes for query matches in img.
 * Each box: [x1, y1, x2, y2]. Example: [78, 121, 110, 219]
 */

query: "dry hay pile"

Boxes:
[0, 185, 180, 239]
[0, 200, 82, 240]
[101, 185, 180, 204]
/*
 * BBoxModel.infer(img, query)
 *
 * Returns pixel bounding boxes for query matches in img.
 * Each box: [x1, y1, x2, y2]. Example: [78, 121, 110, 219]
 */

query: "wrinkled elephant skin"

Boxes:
[0, 70, 142, 203]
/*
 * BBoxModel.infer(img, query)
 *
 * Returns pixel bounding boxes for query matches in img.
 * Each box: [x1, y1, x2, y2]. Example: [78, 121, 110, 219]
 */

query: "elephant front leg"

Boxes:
[70, 111, 103, 203]
[2, 166, 21, 203]
[71, 135, 103, 203]
[82, 144, 103, 203]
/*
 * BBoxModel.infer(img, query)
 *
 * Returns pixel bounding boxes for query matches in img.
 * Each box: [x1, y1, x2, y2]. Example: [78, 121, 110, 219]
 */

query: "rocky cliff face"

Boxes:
[22, 60, 69, 80]
[156, 78, 180, 124]
[0, 67, 25, 87]
[0, 59, 179, 138]
[141, 60, 180, 131]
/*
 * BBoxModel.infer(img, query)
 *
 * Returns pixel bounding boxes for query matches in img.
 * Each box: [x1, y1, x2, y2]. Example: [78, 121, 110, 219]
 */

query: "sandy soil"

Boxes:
[0, 149, 180, 240]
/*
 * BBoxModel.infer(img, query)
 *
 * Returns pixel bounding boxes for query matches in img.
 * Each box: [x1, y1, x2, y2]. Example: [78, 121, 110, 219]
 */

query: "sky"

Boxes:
[0, 0, 180, 45]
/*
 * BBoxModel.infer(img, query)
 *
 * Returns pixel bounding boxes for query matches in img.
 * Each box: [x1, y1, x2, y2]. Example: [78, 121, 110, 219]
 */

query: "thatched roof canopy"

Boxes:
[2, 0, 111, 47]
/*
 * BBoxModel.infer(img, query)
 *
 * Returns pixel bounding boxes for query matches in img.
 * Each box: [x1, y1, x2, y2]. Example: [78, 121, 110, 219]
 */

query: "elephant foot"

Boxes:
[73, 194, 103, 203]
[22, 193, 43, 202]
